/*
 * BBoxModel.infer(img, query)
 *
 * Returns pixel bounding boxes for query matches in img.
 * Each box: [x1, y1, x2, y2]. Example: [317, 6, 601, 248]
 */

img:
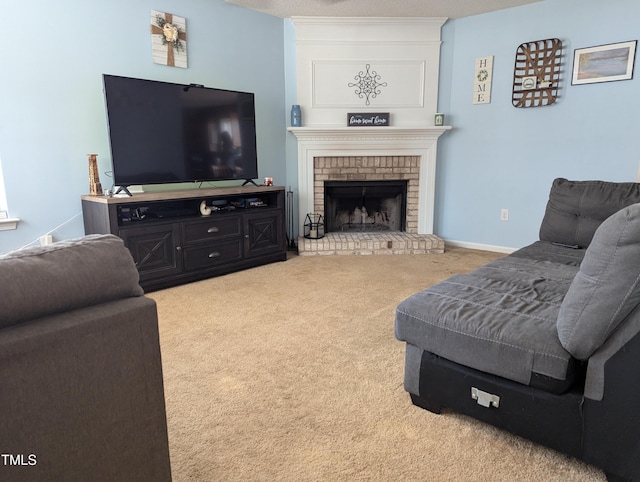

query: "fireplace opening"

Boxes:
[324, 180, 407, 233]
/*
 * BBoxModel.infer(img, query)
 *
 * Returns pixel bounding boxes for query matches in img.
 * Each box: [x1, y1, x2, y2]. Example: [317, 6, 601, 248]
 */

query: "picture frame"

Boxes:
[572, 40, 637, 85]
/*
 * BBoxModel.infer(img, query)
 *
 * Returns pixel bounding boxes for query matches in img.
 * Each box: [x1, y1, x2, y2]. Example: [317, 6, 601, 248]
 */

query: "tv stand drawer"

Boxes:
[183, 239, 243, 271]
[182, 216, 241, 244]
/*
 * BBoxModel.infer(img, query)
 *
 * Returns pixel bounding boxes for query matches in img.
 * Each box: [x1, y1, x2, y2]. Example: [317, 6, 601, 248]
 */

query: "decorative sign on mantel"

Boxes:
[347, 113, 390, 127]
[150, 10, 187, 68]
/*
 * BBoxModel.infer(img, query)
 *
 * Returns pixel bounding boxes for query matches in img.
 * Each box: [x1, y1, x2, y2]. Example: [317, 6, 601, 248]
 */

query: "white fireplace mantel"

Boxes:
[288, 126, 451, 235]
[288, 126, 450, 140]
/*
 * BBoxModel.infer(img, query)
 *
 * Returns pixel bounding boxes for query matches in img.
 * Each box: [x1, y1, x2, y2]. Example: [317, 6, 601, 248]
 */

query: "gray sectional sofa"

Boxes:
[395, 178, 640, 481]
[0, 234, 171, 482]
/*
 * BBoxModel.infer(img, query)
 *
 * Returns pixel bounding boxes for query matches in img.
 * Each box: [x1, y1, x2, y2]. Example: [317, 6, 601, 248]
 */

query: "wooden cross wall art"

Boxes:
[512, 38, 562, 108]
[151, 10, 187, 68]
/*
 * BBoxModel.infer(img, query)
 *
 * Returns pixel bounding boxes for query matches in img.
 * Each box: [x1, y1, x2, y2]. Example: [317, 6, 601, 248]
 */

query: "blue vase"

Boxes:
[291, 104, 302, 127]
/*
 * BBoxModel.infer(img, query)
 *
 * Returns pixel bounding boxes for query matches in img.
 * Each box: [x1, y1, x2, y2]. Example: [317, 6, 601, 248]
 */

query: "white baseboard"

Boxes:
[444, 239, 517, 254]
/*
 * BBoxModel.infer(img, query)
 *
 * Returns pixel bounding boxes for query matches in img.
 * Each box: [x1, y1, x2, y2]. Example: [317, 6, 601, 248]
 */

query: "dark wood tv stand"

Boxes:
[81, 186, 287, 291]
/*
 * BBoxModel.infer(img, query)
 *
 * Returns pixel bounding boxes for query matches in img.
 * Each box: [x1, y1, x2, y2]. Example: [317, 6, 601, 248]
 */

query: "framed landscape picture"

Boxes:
[572, 40, 637, 85]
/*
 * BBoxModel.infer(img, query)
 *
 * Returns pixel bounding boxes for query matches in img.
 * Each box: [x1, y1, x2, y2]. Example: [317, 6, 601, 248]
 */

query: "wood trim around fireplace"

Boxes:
[288, 126, 451, 236]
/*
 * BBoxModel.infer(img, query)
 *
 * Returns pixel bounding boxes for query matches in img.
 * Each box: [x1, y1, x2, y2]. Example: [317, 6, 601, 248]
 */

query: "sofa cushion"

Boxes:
[0, 234, 143, 328]
[557, 203, 640, 360]
[395, 255, 578, 388]
[511, 240, 585, 266]
[539, 178, 640, 248]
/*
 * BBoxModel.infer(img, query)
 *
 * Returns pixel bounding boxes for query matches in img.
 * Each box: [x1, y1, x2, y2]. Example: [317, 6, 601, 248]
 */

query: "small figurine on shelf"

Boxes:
[264, 177, 273, 186]
[88, 154, 103, 196]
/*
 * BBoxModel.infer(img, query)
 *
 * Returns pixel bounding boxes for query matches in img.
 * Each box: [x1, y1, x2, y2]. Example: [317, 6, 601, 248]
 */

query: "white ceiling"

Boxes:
[224, 0, 543, 20]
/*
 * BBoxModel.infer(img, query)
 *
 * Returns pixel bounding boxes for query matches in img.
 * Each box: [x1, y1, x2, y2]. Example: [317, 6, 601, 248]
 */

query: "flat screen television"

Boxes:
[102, 74, 259, 191]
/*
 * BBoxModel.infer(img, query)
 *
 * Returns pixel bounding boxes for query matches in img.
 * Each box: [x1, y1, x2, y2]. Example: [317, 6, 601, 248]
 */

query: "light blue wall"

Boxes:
[3, 0, 639, 254]
[0, 0, 286, 253]
[436, 0, 640, 250]
[283, 19, 300, 238]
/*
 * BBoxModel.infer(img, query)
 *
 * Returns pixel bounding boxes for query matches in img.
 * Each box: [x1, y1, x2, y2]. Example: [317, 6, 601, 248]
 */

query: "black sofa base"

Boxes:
[410, 350, 639, 482]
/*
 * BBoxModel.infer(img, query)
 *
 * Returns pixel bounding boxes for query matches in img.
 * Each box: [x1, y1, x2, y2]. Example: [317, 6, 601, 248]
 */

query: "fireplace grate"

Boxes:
[339, 221, 390, 232]
[324, 180, 407, 234]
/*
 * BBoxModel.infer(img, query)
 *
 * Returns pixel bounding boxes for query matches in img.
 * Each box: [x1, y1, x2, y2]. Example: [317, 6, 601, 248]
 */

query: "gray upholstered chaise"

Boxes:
[395, 178, 640, 482]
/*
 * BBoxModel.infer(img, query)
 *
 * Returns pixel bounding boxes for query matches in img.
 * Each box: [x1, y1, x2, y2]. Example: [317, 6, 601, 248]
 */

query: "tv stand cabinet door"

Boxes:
[119, 223, 183, 283]
[243, 209, 285, 259]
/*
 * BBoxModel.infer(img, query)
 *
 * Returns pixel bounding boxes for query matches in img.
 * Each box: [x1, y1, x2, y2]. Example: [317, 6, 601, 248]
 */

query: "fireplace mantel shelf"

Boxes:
[288, 126, 451, 140]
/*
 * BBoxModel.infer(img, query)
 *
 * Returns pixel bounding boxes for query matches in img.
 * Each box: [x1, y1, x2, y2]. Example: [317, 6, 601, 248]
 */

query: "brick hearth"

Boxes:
[298, 232, 444, 256]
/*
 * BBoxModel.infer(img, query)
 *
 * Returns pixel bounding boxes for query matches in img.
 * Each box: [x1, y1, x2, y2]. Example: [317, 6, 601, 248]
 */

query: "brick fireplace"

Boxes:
[288, 17, 450, 255]
[316, 156, 417, 233]
[289, 127, 449, 255]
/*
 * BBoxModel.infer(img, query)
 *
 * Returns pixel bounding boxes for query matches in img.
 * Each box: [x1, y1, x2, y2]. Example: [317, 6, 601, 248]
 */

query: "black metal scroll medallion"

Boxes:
[348, 64, 388, 106]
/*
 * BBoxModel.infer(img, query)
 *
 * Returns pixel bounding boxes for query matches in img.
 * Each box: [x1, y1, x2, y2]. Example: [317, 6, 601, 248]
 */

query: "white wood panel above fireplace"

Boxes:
[292, 17, 447, 127]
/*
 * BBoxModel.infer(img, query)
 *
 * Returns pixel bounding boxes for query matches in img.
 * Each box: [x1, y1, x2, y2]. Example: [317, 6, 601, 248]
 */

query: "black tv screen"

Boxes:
[103, 74, 258, 187]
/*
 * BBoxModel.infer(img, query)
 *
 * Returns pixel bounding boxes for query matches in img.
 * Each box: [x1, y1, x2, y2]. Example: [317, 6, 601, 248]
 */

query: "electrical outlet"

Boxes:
[500, 209, 509, 221]
[39, 235, 53, 246]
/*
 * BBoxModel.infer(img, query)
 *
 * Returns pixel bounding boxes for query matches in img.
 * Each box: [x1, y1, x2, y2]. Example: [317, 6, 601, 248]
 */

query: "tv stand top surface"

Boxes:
[81, 185, 284, 205]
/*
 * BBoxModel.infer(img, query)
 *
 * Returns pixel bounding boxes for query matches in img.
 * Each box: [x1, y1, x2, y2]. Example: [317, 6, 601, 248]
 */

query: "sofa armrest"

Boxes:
[0, 296, 171, 482]
[0, 234, 143, 329]
[584, 304, 640, 401]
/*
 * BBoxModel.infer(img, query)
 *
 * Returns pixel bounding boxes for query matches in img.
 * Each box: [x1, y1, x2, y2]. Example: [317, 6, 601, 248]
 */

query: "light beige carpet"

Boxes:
[149, 248, 605, 481]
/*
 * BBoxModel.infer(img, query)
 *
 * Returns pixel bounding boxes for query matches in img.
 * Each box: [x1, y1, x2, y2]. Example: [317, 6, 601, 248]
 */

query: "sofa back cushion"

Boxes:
[540, 178, 640, 248]
[557, 203, 640, 359]
[0, 234, 143, 328]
